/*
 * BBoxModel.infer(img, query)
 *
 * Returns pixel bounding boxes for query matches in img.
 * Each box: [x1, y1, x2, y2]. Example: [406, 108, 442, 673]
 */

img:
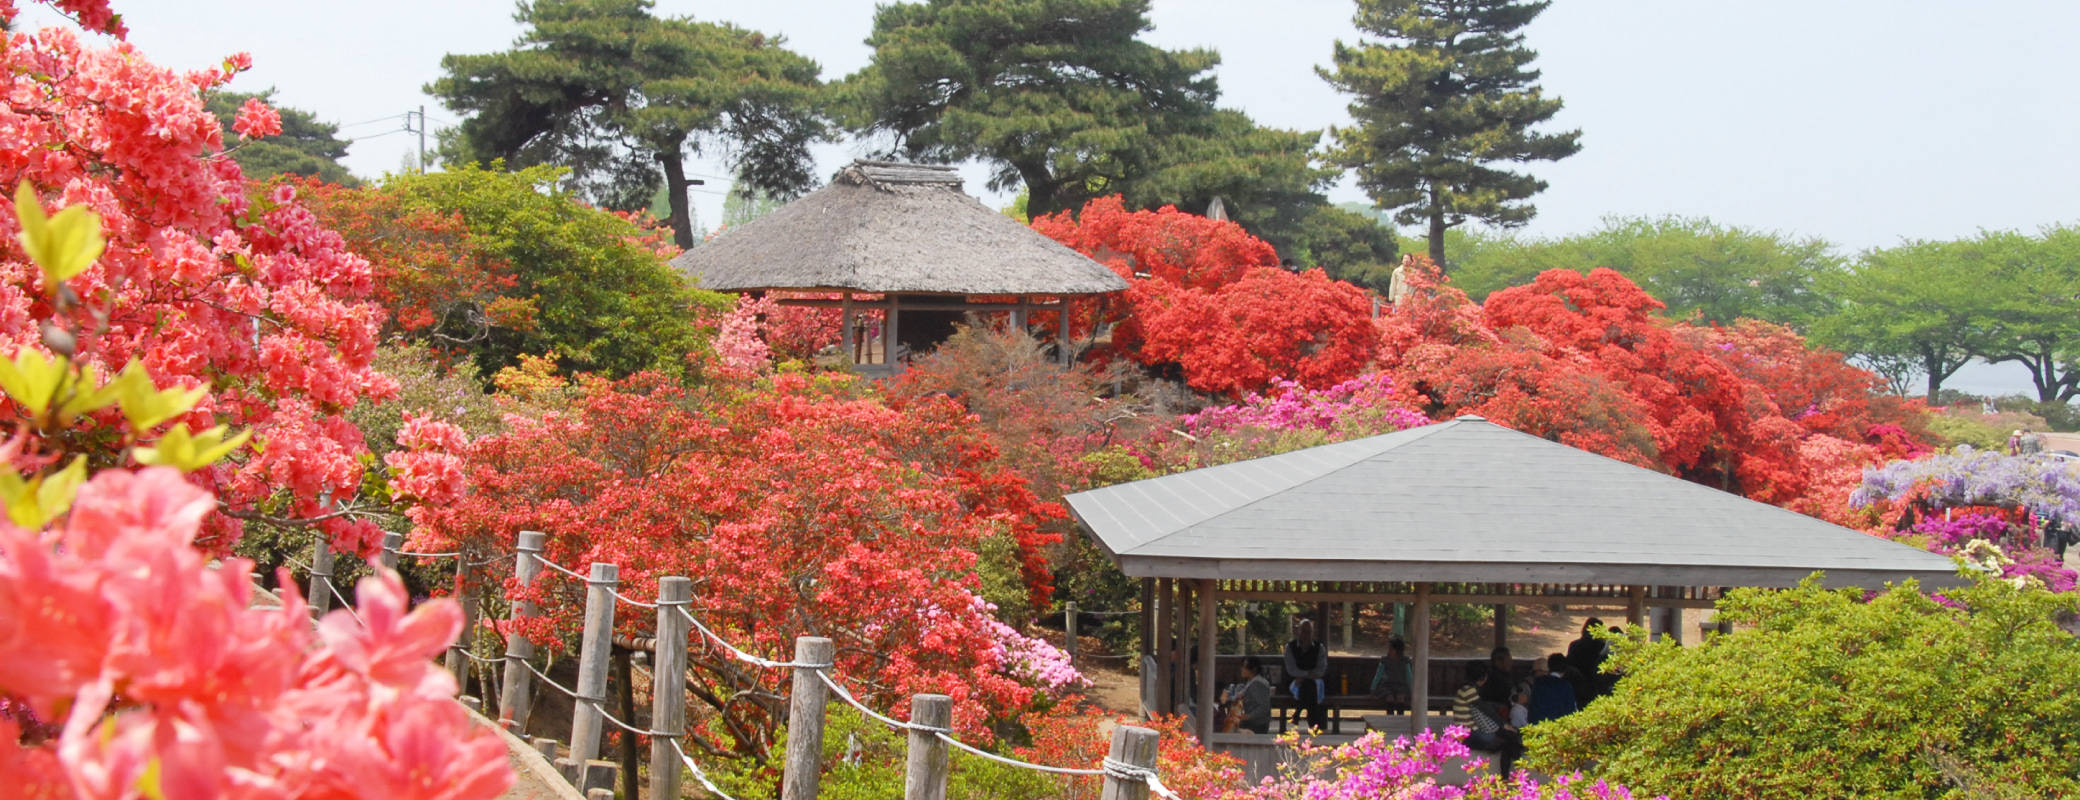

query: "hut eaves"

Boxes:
[669, 160, 1130, 296]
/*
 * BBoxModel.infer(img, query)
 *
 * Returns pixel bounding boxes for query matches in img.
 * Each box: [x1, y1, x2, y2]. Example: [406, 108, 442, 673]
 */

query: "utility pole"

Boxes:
[402, 106, 428, 171]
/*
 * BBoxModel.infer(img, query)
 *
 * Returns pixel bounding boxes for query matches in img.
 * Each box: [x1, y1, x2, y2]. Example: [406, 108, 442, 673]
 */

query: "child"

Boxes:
[1507, 684, 1530, 732]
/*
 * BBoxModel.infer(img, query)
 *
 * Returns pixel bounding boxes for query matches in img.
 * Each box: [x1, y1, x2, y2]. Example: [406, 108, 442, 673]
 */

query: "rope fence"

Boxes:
[296, 529, 1180, 800]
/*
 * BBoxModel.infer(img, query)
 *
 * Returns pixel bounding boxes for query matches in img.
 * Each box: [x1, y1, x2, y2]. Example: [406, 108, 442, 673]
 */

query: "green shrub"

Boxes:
[1524, 572, 2080, 799]
[713, 705, 1055, 800]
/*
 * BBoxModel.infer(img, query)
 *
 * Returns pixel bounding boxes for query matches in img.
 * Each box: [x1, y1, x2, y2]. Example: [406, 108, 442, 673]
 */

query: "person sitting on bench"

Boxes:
[1223, 656, 1273, 734]
[1370, 636, 1412, 710]
[1284, 619, 1329, 731]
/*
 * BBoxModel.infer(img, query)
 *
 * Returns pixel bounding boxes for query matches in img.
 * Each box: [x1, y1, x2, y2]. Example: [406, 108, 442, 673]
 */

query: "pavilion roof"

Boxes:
[668, 160, 1130, 296]
[1066, 417, 1962, 589]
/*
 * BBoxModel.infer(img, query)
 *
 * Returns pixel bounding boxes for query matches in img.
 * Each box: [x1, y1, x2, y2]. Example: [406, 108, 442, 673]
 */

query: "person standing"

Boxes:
[2009, 429, 2024, 456]
[1565, 618, 1608, 699]
[1283, 618, 1330, 731]
[2021, 428, 2044, 456]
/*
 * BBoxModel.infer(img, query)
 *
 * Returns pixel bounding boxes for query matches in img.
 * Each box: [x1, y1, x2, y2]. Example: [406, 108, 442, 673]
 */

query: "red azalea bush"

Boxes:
[1033, 197, 1379, 397]
[1378, 257, 1934, 507]
[399, 361, 1065, 756]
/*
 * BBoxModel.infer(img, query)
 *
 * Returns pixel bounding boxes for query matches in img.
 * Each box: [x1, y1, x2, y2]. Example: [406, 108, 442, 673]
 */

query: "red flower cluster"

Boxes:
[400, 366, 1063, 756]
[1033, 197, 1379, 397]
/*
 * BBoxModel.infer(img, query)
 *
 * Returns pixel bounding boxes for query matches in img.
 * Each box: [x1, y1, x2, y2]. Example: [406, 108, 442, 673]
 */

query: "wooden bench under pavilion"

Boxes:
[668, 160, 1128, 376]
[1064, 415, 1961, 770]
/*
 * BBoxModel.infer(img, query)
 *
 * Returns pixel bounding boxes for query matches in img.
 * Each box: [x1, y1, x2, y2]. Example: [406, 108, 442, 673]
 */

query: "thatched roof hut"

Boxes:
[669, 160, 1127, 295]
[669, 160, 1127, 373]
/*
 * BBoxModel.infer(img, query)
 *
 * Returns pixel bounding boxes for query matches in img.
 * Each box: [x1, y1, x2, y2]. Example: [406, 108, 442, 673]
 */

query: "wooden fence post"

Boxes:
[1098, 725, 1160, 800]
[1065, 601, 1079, 666]
[446, 548, 478, 694]
[564, 562, 618, 779]
[498, 531, 546, 733]
[903, 694, 952, 800]
[650, 576, 692, 800]
[782, 636, 835, 800]
[307, 538, 334, 617]
[378, 532, 401, 572]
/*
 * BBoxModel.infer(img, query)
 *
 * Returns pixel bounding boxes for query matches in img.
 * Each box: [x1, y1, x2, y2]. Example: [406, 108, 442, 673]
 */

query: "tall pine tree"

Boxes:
[431, 0, 825, 248]
[1320, 0, 1580, 270]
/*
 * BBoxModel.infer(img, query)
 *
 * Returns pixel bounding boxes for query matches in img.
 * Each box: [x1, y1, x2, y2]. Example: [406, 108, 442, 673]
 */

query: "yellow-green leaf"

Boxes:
[134, 423, 251, 472]
[54, 362, 119, 421]
[33, 455, 86, 524]
[0, 348, 69, 416]
[109, 360, 205, 432]
[13, 182, 106, 285]
[0, 456, 88, 529]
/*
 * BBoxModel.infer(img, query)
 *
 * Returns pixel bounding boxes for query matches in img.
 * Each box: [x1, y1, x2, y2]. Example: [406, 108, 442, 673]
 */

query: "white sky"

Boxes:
[25, 0, 2080, 394]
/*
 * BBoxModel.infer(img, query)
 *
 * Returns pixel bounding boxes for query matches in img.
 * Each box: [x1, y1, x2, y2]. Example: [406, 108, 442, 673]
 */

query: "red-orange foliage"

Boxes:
[299, 178, 532, 342]
[1014, 705, 1248, 800]
[1378, 257, 1932, 507]
[405, 363, 1062, 756]
[1033, 197, 1379, 396]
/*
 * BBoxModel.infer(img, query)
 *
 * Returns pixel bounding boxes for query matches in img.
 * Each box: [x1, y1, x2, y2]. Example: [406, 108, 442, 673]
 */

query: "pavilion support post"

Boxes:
[1057, 298, 1072, 365]
[1492, 604, 1508, 651]
[1626, 585, 1646, 630]
[1012, 295, 1028, 331]
[886, 300, 901, 370]
[1139, 579, 1155, 657]
[1393, 603, 1406, 641]
[1342, 602, 1354, 650]
[1196, 579, 1216, 748]
[1153, 578, 1173, 717]
[840, 293, 855, 366]
[1411, 583, 1432, 737]
[1175, 581, 1195, 713]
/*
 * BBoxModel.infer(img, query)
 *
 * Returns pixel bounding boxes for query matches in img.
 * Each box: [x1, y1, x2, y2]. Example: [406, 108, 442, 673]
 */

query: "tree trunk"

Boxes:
[660, 150, 696, 249]
[1427, 186, 1448, 275]
[1016, 161, 1061, 219]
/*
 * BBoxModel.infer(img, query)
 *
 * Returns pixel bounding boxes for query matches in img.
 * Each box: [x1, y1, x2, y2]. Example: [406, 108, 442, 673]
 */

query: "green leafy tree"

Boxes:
[845, 0, 1214, 217]
[1974, 225, 2080, 403]
[430, 0, 826, 248]
[1320, 0, 1581, 270]
[1816, 239, 1999, 403]
[1441, 216, 1844, 327]
[849, 1, 1380, 273]
[205, 90, 358, 185]
[1526, 572, 2080, 800]
[321, 164, 724, 381]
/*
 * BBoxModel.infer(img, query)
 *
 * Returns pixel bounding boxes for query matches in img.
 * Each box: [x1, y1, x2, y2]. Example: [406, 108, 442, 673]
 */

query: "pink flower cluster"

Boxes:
[714, 294, 774, 372]
[1253, 727, 1660, 800]
[385, 414, 471, 512]
[1185, 373, 1430, 435]
[980, 611, 1088, 695]
[232, 97, 282, 139]
[0, 467, 512, 799]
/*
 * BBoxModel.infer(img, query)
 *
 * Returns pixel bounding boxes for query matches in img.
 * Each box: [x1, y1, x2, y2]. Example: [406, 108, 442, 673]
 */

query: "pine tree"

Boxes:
[1319, 0, 1580, 270]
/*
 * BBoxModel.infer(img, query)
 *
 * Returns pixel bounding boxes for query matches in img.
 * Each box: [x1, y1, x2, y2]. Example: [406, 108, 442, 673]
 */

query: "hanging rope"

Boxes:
[676, 606, 826, 669]
[668, 736, 749, 800]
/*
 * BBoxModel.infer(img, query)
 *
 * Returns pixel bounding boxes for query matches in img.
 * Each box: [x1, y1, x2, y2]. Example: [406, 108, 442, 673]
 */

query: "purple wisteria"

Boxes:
[1851, 445, 2080, 522]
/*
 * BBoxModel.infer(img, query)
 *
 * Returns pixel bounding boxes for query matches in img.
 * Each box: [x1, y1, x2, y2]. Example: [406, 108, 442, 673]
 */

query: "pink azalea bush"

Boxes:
[985, 616, 1089, 695]
[1186, 373, 1429, 435]
[1253, 727, 1661, 800]
[0, 467, 512, 799]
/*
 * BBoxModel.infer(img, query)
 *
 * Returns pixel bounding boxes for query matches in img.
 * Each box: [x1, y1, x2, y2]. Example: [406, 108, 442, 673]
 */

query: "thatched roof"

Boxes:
[669, 161, 1130, 295]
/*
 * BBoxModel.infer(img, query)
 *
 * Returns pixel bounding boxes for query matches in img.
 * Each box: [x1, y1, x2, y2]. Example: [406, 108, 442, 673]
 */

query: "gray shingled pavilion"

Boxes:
[668, 160, 1128, 374]
[1063, 415, 1960, 749]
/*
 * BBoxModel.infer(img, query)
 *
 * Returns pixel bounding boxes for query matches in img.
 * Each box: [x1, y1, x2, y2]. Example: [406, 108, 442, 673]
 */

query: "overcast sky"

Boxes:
[24, 0, 2080, 391]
